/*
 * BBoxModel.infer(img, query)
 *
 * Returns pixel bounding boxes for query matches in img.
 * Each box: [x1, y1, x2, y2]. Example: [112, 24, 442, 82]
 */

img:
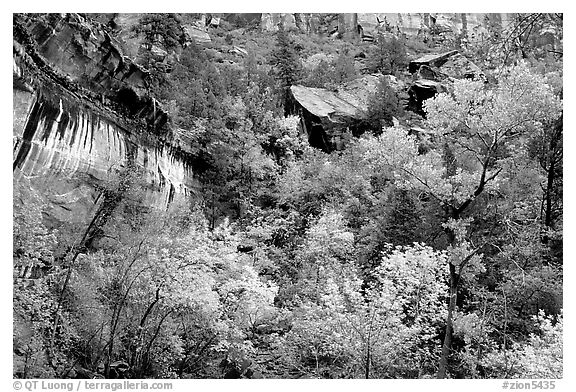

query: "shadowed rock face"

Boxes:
[289, 74, 408, 151]
[17, 13, 168, 130]
[407, 50, 485, 115]
[13, 13, 198, 229]
[24, 14, 146, 95]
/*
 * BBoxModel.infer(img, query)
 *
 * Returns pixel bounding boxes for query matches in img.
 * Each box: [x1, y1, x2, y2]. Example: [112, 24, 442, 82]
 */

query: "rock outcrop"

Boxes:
[407, 50, 485, 115]
[13, 14, 198, 229]
[357, 13, 514, 44]
[183, 24, 212, 45]
[258, 13, 514, 45]
[289, 74, 407, 151]
[16, 13, 168, 130]
[409, 50, 485, 80]
[261, 13, 297, 32]
[290, 48, 484, 149]
[338, 14, 359, 39]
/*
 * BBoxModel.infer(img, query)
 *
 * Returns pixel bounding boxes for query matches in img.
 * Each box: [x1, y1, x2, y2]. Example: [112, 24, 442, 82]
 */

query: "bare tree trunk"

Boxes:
[437, 263, 457, 379]
[365, 343, 371, 379]
[543, 118, 562, 229]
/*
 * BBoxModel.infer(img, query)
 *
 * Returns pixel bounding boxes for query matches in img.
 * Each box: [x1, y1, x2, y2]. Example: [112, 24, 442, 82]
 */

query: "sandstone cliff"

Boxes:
[260, 12, 514, 44]
[13, 14, 198, 229]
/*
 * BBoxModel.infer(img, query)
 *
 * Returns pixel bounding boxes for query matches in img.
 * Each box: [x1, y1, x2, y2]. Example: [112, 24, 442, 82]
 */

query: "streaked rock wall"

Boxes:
[13, 84, 197, 225]
[13, 13, 198, 228]
[260, 13, 514, 44]
[357, 13, 514, 43]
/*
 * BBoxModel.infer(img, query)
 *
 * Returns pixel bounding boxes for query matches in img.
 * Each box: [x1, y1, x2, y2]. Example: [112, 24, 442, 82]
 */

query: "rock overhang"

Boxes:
[13, 13, 200, 231]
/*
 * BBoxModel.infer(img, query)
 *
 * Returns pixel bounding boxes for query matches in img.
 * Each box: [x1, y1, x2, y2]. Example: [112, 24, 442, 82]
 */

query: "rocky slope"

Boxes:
[10, 12, 521, 227]
[288, 50, 486, 151]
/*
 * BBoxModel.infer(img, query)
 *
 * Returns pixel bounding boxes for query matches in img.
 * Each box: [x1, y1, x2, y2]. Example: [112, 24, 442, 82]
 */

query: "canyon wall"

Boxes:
[261, 13, 514, 44]
[13, 14, 198, 228]
[11, 12, 518, 228]
[357, 13, 513, 40]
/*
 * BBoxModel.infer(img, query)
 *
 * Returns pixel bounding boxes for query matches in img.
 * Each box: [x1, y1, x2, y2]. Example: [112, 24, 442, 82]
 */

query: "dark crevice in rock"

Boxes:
[309, 124, 330, 152]
[168, 183, 176, 206]
[14, 99, 42, 171]
[57, 111, 71, 142]
[407, 50, 485, 115]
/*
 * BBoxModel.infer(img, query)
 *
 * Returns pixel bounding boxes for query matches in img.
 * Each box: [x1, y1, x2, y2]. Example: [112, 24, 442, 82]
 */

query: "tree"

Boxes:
[332, 48, 358, 85]
[133, 14, 186, 94]
[13, 185, 57, 279]
[366, 33, 408, 75]
[360, 62, 561, 378]
[363, 76, 403, 133]
[356, 187, 425, 280]
[481, 310, 562, 378]
[495, 14, 562, 65]
[135, 14, 185, 51]
[285, 243, 447, 378]
[270, 24, 303, 115]
[13, 186, 60, 378]
[14, 13, 563, 380]
[528, 114, 562, 249]
[300, 52, 348, 90]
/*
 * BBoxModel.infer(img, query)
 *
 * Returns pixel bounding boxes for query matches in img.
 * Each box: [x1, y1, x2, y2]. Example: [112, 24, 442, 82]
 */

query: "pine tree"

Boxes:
[366, 33, 407, 75]
[333, 48, 358, 84]
[364, 77, 403, 133]
[270, 24, 303, 115]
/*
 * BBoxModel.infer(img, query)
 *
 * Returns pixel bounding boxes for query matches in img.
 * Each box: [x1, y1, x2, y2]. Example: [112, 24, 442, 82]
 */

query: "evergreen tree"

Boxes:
[270, 24, 303, 115]
[366, 34, 407, 75]
[333, 48, 358, 85]
[364, 77, 403, 133]
[136, 13, 185, 50]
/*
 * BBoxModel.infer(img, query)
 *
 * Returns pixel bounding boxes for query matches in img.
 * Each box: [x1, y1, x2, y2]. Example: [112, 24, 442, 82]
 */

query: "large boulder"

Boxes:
[183, 25, 211, 45]
[409, 50, 485, 80]
[408, 79, 448, 115]
[289, 74, 407, 151]
[408, 50, 485, 115]
[436, 51, 486, 80]
[409, 50, 459, 73]
[290, 85, 359, 122]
